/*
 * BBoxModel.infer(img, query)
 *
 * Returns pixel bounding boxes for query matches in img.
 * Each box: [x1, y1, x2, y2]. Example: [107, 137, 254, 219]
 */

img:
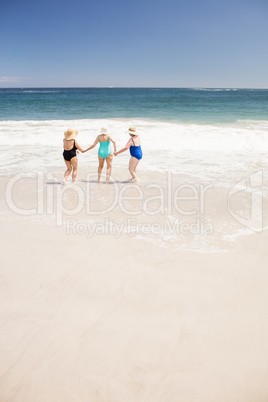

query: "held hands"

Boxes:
[114, 151, 118, 156]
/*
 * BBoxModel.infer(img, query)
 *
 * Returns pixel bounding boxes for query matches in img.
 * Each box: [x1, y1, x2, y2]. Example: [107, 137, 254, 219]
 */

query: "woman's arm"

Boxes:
[114, 139, 131, 156]
[74, 140, 86, 153]
[108, 135, 117, 153]
[84, 136, 99, 153]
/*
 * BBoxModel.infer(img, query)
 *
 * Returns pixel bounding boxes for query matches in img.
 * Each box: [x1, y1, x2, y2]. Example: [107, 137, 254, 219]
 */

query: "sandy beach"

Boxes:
[1, 0, 268, 395]
[1, 167, 268, 401]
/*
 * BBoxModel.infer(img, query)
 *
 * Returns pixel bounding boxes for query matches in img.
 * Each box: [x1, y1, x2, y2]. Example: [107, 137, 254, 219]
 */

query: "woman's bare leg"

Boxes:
[70, 157, 78, 182]
[133, 159, 139, 174]
[98, 155, 105, 182]
[129, 157, 139, 180]
[106, 154, 113, 184]
[63, 160, 72, 183]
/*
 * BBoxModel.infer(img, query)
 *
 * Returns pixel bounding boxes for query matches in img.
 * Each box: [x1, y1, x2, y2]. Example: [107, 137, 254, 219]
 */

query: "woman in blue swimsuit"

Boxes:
[85, 125, 116, 183]
[114, 126, 142, 181]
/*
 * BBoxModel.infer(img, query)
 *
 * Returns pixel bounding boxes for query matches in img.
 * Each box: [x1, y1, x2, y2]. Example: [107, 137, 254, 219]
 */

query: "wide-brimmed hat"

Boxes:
[100, 125, 110, 135]
[64, 128, 78, 140]
[126, 126, 139, 135]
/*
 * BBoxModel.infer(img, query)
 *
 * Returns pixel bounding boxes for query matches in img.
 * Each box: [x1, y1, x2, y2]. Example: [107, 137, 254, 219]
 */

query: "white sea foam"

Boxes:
[1, 117, 267, 251]
[22, 90, 60, 93]
[1, 118, 268, 150]
[193, 88, 238, 92]
[0, 118, 268, 178]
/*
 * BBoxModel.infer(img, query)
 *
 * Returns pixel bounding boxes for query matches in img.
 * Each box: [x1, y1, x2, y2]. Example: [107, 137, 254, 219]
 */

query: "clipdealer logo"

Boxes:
[228, 171, 263, 232]
[5, 171, 214, 226]
[4, 170, 264, 234]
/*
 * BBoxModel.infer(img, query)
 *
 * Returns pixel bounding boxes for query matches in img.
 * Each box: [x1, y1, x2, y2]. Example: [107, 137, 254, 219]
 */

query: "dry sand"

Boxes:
[0, 169, 268, 402]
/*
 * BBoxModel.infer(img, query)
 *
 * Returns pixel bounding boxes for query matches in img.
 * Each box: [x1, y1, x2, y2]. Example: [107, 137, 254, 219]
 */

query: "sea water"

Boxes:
[0, 87, 268, 176]
[1, 88, 268, 250]
[1, 87, 268, 122]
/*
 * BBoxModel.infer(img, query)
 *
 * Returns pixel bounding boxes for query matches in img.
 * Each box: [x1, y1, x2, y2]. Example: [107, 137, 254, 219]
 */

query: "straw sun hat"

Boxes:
[127, 126, 139, 135]
[100, 125, 110, 135]
[64, 128, 78, 140]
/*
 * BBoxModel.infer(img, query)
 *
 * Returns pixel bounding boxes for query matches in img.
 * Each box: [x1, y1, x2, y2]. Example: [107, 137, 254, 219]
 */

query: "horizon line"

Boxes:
[1, 86, 268, 90]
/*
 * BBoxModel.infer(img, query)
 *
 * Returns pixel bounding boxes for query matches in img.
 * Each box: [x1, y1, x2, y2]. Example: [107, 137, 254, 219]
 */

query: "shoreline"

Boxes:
[2, 167, 267, 252]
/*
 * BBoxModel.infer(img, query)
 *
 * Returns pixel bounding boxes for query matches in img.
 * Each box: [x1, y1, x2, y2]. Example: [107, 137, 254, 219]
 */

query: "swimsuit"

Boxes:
[130, 138, 143, 160]
[98, 135, 113, 159]
[63, 139, 77, 161]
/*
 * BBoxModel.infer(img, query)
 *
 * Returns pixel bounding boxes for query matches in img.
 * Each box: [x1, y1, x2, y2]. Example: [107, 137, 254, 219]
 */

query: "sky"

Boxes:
[0, 0, 267, 88]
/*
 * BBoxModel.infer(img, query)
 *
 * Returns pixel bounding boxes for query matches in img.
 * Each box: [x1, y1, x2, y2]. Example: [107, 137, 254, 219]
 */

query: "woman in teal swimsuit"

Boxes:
[85, 125, 116, 183]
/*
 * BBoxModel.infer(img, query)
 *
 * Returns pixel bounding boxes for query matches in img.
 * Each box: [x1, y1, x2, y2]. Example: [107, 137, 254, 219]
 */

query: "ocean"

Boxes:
[1, 87, 268, 122]
[0, 87, 268, 176]
[1, 87, 268, 251]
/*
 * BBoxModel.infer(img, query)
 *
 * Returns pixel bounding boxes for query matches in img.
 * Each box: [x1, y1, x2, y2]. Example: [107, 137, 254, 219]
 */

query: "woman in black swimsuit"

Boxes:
[63, 129, 85, 183]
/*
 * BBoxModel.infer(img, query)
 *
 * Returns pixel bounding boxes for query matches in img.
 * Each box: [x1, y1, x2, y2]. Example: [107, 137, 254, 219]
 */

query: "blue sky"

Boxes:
[0, 0, 267, 87]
